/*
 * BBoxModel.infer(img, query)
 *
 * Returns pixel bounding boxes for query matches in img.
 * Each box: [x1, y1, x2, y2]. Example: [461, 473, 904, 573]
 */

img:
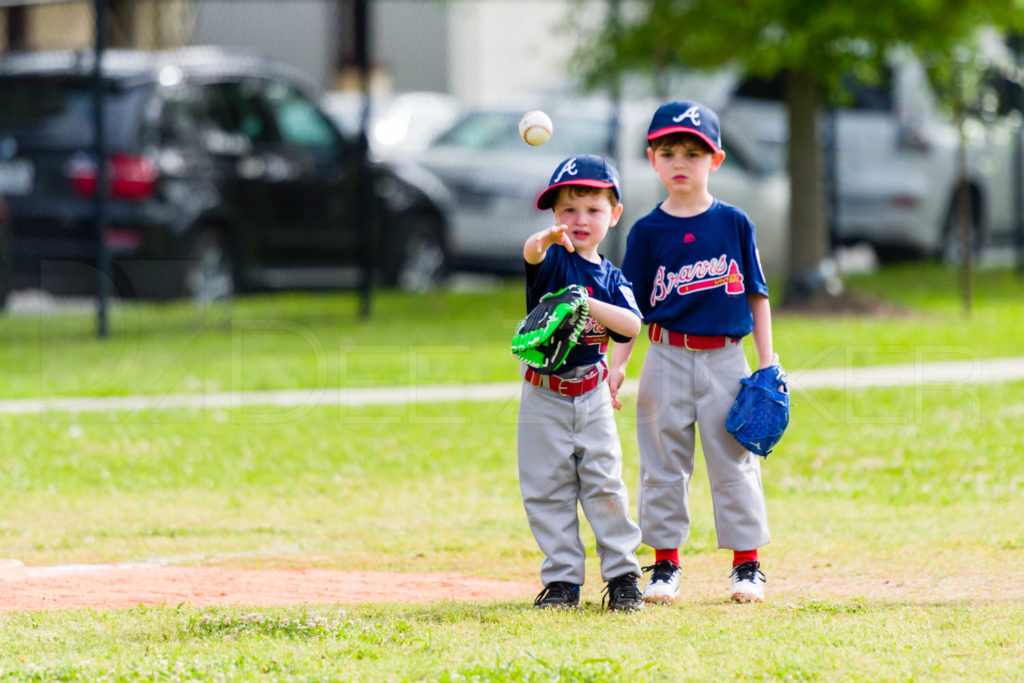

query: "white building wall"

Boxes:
[188, 0, 593, 102]
[446, 0, 579, 103]
[192, 0, 337, 86]
[375, 1, 449, 93]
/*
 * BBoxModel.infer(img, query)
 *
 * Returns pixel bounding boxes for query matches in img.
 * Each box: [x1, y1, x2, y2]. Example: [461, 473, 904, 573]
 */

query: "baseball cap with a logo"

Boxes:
[536, 154, 622, 210]
[647, 100, 721, 153]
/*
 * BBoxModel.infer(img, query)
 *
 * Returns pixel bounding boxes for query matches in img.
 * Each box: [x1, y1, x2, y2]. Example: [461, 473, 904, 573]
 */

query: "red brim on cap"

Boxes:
[536, 180, 617, 210]
[647, 126, 719, 153]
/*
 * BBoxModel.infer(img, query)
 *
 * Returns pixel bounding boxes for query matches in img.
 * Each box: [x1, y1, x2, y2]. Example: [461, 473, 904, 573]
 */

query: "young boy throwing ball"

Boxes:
[610, 101, 776, 604]
[517, 154, 645, 611]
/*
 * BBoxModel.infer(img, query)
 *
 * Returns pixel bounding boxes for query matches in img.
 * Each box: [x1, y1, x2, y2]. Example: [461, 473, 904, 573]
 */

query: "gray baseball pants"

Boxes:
[636, 341, 770, 551]
[517, 365, 643, 587]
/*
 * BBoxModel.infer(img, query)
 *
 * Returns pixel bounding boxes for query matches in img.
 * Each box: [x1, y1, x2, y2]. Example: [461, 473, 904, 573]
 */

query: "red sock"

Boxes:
[655, 548, 679, 566]
[733, 549, 758, 567]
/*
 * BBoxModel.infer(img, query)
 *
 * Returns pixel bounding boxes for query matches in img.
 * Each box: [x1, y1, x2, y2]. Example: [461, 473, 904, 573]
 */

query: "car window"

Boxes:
[261, 81, 341, 150]
[839, 69, 894, 111]
[736, 70, 894, 111]
[158, 84, 206, 147]
[204, 81, 273, 141]
[196, 80, 275, 154]
[433, 111, 610, 155]
[433, 111, 513, 149]
[0, 76, 143, 148]
[733, 73, 787, 102]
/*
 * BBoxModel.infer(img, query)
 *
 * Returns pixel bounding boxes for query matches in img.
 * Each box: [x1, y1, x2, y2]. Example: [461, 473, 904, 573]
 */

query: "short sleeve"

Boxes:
[620, 225, 651, 318]
[524, 249, 561, 311]
[741, 217, 770, 298]
[601, 270, 642, 343]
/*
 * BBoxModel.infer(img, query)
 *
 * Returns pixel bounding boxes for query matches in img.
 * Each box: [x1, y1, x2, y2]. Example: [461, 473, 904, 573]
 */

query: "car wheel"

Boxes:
[389, 214, 448, 291]
[183, 227, 235, 302]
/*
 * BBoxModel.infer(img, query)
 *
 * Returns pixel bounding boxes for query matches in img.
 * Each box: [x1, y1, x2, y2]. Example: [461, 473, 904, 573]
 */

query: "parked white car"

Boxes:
[721, 43, 1024, 261]
[322, 90, 463, 159]
[411, 96, 789, 276]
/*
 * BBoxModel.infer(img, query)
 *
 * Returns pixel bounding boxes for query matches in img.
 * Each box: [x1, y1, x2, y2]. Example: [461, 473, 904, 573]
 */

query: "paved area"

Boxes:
[1, 356, 1022, 415]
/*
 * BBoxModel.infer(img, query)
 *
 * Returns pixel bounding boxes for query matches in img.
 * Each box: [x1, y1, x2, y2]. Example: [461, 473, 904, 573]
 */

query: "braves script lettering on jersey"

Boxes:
[621, 199, 769, 338]
[649, 256, 745, 306]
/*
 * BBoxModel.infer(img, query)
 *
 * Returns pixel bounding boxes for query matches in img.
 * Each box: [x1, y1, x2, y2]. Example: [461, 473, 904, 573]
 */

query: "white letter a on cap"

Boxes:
[672, 106, 701, 126]
[553, 157, 578, 183]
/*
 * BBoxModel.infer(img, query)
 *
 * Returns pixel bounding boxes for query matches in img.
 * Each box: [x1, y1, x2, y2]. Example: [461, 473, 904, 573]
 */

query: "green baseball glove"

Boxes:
[511, 284, 589, 374]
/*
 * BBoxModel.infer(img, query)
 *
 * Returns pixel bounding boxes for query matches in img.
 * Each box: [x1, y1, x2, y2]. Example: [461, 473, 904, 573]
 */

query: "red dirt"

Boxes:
[2, 559, 1021, 613]
[0, 564, 537, 613]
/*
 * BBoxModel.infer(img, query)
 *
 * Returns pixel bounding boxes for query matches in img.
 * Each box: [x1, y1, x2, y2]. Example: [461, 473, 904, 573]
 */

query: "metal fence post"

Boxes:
[355, 0, 374, 319]
[93, 0, 111, 338]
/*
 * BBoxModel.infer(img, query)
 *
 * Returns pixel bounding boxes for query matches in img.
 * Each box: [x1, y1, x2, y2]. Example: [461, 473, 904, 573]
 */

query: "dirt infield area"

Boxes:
[3, 557, 1023, 612]
[0, 561, 537, 612]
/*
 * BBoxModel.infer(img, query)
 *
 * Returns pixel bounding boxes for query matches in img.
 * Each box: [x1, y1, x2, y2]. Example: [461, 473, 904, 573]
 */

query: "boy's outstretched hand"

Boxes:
[524, 224, 574, 264]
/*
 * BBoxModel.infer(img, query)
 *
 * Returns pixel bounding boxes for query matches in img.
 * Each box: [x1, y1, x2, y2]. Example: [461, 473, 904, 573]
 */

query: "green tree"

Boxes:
[574, 0, 1022, 302]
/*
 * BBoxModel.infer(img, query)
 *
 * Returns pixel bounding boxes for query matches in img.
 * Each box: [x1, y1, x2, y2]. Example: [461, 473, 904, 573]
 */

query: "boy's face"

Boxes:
[552, 188, 623, 257]
[647, 138, 726, 197]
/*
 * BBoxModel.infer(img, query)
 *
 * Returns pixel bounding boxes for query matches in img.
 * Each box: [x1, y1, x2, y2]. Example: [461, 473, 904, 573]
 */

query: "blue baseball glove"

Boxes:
[726, 360, 790, 457]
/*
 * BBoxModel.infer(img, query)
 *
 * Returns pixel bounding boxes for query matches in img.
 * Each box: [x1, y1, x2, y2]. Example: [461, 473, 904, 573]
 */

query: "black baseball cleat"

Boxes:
[533, 582, 581, 609]
[602, 573, 645, 612]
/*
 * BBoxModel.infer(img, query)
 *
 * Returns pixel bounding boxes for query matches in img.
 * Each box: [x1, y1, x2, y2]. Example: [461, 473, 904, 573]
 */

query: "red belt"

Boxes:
[648, 323, 740, 350]
[524, 362, 608, 397]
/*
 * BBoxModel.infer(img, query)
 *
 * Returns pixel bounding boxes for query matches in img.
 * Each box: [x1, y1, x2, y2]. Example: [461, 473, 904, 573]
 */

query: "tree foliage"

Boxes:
[572, 0, 1024, 300]
[584, 0, 1021, 100]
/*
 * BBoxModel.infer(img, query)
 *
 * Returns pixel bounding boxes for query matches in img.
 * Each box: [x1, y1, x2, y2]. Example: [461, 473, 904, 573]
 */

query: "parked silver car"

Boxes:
[411, 96, 789, 276]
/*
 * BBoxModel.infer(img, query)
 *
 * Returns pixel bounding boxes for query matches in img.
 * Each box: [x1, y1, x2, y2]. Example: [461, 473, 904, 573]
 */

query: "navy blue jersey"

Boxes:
[525, 246, 642, 371]
[621, 199, 769, 338]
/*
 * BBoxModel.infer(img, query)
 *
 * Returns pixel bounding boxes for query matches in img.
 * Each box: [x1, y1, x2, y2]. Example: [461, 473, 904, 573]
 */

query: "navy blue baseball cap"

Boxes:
[536, 154, 622, 210]
[647, 100, 721, 153]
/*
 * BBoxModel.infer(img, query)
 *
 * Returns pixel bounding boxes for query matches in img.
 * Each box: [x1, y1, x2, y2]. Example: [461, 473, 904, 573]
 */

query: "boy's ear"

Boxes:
[609, 202, 624, 227]
[710, 149, 726, 171]
[646, 146, 656, 168]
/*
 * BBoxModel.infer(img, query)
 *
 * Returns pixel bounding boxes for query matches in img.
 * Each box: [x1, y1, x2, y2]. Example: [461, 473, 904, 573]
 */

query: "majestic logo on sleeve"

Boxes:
[649, 255, 744, 306]
[672, 106, 702, 126]
[552, 157, 579, 183]
[619, 285, 638, 312]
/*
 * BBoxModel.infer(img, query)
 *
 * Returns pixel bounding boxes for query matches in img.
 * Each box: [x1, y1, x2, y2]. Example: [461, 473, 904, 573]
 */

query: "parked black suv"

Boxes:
[0, 47, 450, 299]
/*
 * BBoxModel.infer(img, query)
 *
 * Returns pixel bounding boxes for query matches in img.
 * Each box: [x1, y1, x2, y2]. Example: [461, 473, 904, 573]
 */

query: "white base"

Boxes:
[0, 558, 26, 582]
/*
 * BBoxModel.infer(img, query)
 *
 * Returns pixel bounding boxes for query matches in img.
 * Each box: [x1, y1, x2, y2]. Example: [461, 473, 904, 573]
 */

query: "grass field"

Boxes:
[2, 263, 1023, 681]
[1, 263, 1022, 399]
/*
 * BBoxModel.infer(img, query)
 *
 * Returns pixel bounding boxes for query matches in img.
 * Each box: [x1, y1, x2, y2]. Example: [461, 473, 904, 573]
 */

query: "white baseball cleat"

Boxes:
[641, 560, 682, 605]
[730, 561, 766, 603]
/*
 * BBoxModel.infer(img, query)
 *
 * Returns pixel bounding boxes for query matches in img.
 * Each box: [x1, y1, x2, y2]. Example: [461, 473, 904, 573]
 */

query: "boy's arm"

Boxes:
[749, 294, 775, 369]
[587, 298, 641, 339]
[524, 224, 574, 264]
[588, 298, 640, 410]
[608, 337, 636, 411]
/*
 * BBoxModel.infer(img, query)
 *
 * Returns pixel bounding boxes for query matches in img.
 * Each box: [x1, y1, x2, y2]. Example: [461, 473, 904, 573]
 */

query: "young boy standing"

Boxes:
[610, 101, 775, 604]
[518, 154, 645, 611]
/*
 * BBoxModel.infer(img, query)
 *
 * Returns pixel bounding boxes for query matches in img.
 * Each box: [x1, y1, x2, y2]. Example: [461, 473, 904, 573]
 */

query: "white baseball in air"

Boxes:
[518, 110, 553, 146]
